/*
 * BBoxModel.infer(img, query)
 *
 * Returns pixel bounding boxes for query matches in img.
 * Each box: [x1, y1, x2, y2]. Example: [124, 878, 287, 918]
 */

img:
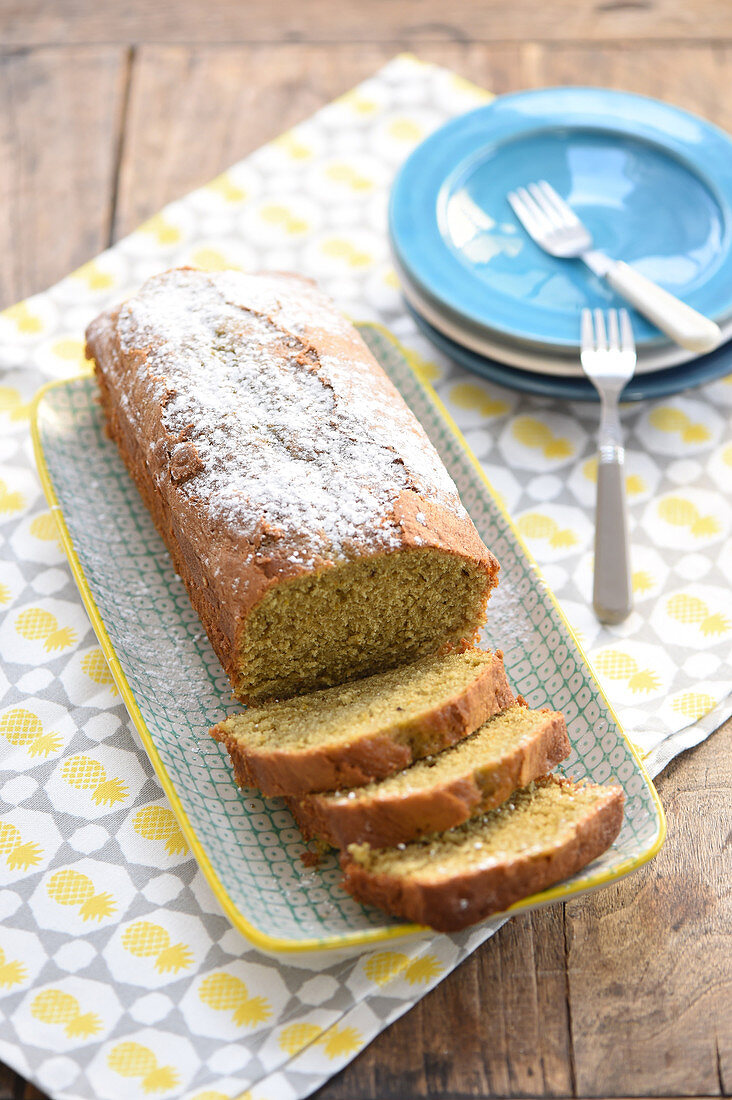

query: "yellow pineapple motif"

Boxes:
[72, 260, 115, 291]
[0, 478, 26, 516]
[30, 511, 63, 549]
[0, 822, 43, 871]
[624, 473, 646, 495]
[0, 386, 30, 421]
[0, 946, 27, 988]
[402, 954, 444, 984]
[259, 203, 309, 235]
[632, 570, 655, 595]
[0, 707, 62, 758]
[31, 989, 102, 1038]
[188, 1092, 235, 1100]
[364, 951, 410, 985]
[320, 238, 372, 267]
[649, 406, 711, 444]
[449, 382, 508, 418]
[278, 1021, 363, 1059]
[121, 921, 193, 974]
[517, 512, 578, 549]
[132, 806, 188, 856]
[671, 692, 716, 720]
[666, 594, 730, 636]
[722, 444, 732, 466]
[316, 1025, 363, 1059]
[46, 869, 116, 921]
[51, 338, 86, 366]
[206, 174, 248, 203]
[388, 118, 423, 142]
[450, 73, 492, 101]
[582, 458, 645, 495]
[325, 163, 374, 192]
[657, 496, 720, 538]
[3, 301, 42, 334]
[512, 417, 573, 459]
[336, 89, 378, 115]
[278, 1022, 323, 1055]
[198, 972, 272, 1027]
[15, 608, 77, 652]
[139, 214, 181, 246]
[364, 950, 442, 985]
[80, 649, 118, 696]
[273, 131, 313, 159]
[189, 248, 238, 273]
[0, 583, 10, 604]
[593, 651, 661, 693]
[61, 755, 128, 806]
[107, 1042, 179, 1094]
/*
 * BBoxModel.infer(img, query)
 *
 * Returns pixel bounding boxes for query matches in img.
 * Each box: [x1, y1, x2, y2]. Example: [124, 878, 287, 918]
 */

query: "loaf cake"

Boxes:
[290, 704, 571, 848]
[210, 648, 514, 796]
[341, 776, 624, 931]
[86, 268, 499, 702]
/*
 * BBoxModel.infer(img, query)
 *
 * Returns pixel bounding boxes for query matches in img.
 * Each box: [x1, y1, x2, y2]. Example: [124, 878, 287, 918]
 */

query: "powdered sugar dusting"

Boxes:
[116, 269, 467, 565]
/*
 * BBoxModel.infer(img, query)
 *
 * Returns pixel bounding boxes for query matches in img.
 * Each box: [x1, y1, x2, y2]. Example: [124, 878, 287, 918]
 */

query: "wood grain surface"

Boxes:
[0, 6, 730, 1099]
[4, 0, 732, 44]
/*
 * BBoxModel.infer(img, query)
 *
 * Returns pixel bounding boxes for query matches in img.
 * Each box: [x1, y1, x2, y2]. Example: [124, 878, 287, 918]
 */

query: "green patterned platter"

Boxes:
[31, 323, 665, 956]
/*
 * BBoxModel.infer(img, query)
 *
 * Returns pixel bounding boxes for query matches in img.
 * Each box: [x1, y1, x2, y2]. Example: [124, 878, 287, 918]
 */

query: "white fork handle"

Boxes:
[603, 261, 721, 354]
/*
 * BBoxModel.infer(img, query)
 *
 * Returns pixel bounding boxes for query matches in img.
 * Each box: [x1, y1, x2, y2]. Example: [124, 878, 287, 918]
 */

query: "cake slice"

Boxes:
[210, 648, 514, 796]
[290, 704, 570, 848]
[341, 776, 624, 931]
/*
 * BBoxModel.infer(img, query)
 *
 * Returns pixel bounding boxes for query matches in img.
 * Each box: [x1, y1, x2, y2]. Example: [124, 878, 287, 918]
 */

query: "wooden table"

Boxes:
[1, 3, 730, 1098]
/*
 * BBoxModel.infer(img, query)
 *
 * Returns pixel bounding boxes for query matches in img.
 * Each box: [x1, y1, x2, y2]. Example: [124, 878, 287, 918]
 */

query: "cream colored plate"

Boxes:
[399, 269, 732, 378]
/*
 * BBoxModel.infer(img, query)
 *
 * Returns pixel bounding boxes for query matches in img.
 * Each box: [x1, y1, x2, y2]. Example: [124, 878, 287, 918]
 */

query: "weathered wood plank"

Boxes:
[113, 41, 732, 241]
[114, 44, 404, 238]
[3, 0, 732, 46]
[0, 46, 130, 309]
[566, 717, 732, 1098]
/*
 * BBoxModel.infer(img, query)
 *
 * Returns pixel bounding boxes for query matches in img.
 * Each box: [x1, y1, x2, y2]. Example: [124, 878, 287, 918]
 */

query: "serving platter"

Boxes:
[31, 323, 665, 956]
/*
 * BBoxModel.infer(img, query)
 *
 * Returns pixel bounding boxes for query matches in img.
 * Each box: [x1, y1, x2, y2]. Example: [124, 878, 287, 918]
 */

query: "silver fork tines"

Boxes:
[580, 307, 636, 394]
[580, 308, 636, 625]
[508, 179, 722, 352]
[508, 181, 593, 257]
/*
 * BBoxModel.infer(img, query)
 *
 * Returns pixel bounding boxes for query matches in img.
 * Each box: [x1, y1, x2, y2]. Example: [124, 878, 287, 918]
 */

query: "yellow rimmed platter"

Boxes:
[30, 323, 665, 958]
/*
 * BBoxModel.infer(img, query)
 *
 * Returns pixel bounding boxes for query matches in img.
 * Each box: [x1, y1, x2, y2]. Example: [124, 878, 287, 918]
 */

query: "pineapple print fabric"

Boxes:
[0, 55, 729, 1100]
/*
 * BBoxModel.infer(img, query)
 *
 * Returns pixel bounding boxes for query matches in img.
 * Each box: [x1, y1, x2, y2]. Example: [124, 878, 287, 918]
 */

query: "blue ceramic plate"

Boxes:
[406, 301, 732, 402]
[390, 88, 732, 350]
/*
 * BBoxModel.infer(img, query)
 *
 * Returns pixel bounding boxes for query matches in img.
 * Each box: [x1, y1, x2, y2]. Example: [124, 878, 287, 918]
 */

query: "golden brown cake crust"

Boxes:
[85, 267, 499, 701]
[289, 709, 570, 848]
[209, 651, 514, 796]
[339, 783, 624, 932]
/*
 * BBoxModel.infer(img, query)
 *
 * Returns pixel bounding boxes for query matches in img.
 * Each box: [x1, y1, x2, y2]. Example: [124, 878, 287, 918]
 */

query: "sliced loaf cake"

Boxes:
[210, 647, 513, 796]
[341, 776, 624, 931]
[87, 269, 499, 703]
[290, 704, 570, 848]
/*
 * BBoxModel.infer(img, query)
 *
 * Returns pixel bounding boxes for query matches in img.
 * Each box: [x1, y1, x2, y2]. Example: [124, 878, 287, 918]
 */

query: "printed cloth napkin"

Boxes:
[0, 54, 730, 1100]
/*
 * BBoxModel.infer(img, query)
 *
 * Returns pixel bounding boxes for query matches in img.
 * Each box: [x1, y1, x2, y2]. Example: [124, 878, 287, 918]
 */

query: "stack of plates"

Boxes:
[389, 88, 732, 401]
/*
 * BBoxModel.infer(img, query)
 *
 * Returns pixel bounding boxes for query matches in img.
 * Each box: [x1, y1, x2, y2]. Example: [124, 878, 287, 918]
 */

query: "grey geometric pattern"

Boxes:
[0, 53, 728, 1100]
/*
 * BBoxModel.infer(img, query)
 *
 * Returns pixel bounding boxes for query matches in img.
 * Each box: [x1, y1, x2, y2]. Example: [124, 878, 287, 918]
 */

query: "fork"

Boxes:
[508, 180, 722, 354]
[581, 308, 636, 624]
